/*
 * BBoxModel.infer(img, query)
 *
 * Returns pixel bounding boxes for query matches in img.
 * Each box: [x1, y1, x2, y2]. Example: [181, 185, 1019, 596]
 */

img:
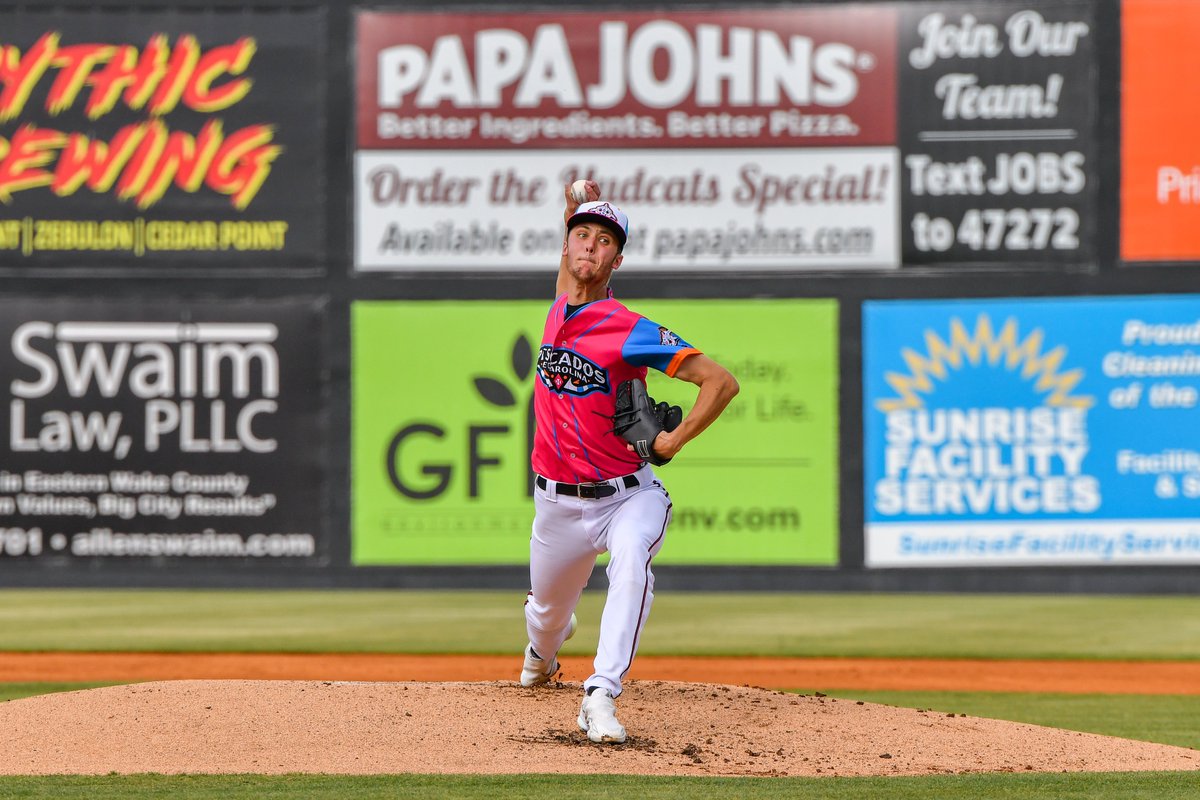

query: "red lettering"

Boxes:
[184, 38, 255, 112]
[0, 125, 65, 201]
[205, 124, 280, 209]
[45, 120, 278, 209]
[51, 124, 149, 195]
[46, 43, 110, 115]
[82, 44, 141, 118]
[0, 33, 261, 117]
[123, 35, 170, 111]
[0, 33, 58, 121]
[115, 120, 167, 201]
[148, 35, 199, 116]
[135, 119, 223, 208]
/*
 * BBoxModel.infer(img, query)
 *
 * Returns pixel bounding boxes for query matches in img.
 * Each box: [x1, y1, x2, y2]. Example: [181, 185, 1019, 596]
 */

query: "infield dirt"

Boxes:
[0, 679, 1196, 777]
[1, 653, 1199, 694]
[1, 654, 1199, 777]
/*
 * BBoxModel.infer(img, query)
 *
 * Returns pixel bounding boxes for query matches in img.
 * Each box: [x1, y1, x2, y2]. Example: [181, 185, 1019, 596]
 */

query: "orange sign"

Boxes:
[1122, 0, 1200, 261]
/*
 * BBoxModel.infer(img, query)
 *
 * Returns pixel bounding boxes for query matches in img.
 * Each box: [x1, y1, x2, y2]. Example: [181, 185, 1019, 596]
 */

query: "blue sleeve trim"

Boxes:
[621, 317, 696, 373]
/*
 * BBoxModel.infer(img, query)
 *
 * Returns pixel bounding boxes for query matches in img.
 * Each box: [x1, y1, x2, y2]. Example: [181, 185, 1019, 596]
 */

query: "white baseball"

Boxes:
[571, 179, 590, 203]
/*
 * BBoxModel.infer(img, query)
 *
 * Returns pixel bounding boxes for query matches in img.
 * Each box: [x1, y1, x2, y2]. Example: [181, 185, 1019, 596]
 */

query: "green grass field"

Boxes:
[3, 590, 1200, 658]
[0, 590, 1197, 799]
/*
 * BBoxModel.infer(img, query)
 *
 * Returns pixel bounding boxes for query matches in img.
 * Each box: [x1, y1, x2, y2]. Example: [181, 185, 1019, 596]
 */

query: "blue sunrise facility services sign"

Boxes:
[863, 295, 1200, 567]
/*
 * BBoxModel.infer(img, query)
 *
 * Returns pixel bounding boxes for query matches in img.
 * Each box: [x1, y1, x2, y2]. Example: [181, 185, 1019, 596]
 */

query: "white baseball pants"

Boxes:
[525, 464, 672, 698]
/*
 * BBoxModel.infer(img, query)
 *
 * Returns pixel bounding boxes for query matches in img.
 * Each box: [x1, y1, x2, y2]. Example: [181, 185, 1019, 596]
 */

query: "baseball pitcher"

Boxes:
[520, 181, 740, 744]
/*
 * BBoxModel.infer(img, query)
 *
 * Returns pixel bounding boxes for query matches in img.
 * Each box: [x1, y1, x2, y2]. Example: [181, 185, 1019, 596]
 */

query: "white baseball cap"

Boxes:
[568, 201, 629, 250]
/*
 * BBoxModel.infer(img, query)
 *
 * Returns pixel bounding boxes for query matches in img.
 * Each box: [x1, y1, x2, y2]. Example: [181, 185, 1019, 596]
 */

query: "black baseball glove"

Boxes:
[611, 379, 683, 466]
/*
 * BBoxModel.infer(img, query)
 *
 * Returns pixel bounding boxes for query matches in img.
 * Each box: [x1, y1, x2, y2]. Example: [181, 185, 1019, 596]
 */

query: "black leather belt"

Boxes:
[535, 474, 639, 499]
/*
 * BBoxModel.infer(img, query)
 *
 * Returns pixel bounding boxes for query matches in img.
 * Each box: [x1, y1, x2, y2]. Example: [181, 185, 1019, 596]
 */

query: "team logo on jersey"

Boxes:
[536, 345, 610, 397]
[658, 326, 681, 347]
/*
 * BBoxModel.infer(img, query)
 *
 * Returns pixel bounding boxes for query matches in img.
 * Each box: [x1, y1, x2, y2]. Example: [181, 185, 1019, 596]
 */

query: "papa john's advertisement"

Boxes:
[354, 7, 899, 272]
[863, 295, 1200, 567]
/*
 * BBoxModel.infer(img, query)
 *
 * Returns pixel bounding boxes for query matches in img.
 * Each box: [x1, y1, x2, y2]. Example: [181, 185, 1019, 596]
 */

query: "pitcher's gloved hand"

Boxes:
[611, 379, 682, 466]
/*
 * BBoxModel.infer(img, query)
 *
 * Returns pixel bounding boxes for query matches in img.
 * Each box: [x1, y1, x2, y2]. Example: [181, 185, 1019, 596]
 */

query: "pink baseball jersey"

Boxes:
[532, 294, 699, 483]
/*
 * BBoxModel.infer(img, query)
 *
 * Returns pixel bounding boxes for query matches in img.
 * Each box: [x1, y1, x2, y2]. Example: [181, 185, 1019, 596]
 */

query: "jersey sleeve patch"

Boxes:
[621, 317, 699, 374]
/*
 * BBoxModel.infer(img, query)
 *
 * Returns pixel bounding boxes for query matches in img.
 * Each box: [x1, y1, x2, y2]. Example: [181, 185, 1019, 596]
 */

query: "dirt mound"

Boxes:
[0, 680, 1194, 777]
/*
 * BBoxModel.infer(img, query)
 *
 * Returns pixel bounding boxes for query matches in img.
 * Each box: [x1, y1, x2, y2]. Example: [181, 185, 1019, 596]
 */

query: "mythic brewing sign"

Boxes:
[0, 10, 325, 269]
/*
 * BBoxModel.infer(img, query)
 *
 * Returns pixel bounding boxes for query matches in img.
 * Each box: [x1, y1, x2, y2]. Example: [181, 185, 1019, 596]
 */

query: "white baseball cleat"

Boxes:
[519, 612, 577, 687]
[577, 688, 627, 743]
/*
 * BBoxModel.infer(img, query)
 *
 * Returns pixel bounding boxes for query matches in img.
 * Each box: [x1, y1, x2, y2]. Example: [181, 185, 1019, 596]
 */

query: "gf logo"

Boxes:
[386, 334, 536, 499]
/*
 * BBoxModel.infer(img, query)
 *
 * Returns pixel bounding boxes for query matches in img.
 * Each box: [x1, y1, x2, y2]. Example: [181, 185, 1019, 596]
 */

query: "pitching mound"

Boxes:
[0, 680, 1194, 777]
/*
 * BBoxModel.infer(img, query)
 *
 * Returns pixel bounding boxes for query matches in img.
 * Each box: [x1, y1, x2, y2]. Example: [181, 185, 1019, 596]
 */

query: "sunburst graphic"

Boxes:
[876, 314, 1095, 412]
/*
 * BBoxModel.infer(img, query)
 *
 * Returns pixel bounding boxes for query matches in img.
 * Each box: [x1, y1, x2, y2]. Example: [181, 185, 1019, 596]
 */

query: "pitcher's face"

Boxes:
[563, 223, 623, 286]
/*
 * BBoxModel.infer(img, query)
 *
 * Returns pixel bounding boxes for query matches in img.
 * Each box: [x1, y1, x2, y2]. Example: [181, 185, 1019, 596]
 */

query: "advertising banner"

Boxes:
[898, 2, 1096, 266]
[356, 148, 896, 270]
[354, 8, 900, 271]
[864, 295, 1200, 567]
[353, 299, 838, 566]
[1121, 0, 1200, 262]
[0, 298, 326, 567]
[0, 10, 326, 270]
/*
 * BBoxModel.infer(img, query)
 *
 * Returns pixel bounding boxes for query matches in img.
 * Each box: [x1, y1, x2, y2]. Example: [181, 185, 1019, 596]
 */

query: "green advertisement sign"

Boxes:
[352, 299, 838, 565]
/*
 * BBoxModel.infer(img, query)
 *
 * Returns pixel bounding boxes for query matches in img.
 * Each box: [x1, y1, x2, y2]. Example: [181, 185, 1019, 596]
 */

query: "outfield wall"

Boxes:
[0, 0, 1197, 592]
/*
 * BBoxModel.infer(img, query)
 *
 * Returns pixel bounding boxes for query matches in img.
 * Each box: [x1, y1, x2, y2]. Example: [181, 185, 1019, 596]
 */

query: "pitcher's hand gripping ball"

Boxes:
[570, 179, 590, 203]
[611, 379, 682, 466]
